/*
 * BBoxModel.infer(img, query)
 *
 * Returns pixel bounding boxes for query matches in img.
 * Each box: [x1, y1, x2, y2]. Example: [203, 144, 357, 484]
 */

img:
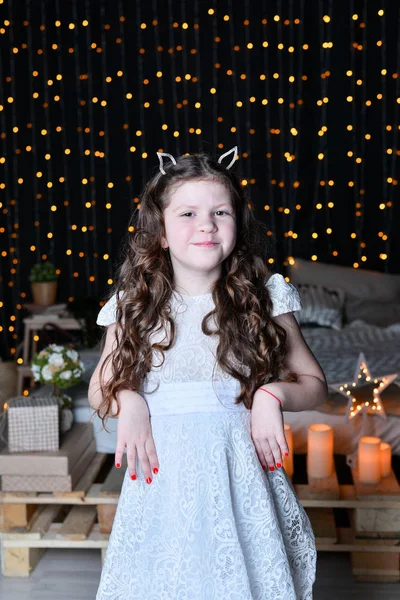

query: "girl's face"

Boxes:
[161, 179, 237, 291]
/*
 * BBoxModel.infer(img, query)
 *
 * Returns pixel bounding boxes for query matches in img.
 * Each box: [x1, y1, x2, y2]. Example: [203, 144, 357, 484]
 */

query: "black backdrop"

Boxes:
[0, 0, 399, 360]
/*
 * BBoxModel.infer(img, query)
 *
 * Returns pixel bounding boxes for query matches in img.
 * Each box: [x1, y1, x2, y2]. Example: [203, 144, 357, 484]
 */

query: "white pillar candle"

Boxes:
[307, 424, 334, 478]
[380, 442, 392, 478]
[358, 436, 381, 484]
[283, 424, 294, 478]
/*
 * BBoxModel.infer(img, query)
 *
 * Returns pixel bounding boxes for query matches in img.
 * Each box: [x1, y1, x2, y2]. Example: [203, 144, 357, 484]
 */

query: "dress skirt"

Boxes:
[96, 410, 317, 600]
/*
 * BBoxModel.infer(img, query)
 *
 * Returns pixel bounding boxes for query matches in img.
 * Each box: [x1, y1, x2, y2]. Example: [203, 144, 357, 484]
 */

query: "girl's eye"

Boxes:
[181, 211, 229, 217]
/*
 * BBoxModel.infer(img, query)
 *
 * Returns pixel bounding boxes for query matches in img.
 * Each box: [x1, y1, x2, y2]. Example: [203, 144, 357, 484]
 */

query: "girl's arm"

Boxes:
[89, 323, 119, 414]
[88, 323, 160, 482]
[259, 312, 328, 412]
[88, 323, 144, 415]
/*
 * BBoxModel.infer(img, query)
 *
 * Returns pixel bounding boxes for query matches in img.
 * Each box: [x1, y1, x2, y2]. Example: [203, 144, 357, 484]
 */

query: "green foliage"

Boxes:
[29, 261, 59, 282]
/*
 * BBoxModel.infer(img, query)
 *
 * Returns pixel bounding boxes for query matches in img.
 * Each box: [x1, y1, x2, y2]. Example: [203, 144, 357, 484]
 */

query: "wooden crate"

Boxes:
[295, 461, 400, 583]
[1, 454, 400, 579]
[349, 465, 400, 582]
[0, 452, 108, 576]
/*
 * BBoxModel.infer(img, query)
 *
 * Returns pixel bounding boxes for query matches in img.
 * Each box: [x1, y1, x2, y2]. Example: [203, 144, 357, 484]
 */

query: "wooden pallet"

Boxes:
[0, 452, 109, 576]
[1, 454, 400, 579]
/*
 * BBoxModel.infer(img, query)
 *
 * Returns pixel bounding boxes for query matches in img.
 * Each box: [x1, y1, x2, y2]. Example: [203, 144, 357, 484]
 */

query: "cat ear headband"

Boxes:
[156, 146, 238, 175]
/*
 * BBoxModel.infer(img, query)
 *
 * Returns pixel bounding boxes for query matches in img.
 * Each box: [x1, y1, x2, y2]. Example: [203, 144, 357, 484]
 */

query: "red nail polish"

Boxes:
[131, 474, 136, 480]
[146, 477, 152, 484]
[153, 467, 158, 474]
[276, 463, 282, 468]
[116, 463, 121, 468]
[284, 453, 289, 457]
[262, 464, 266, 470]
[269, 466, 275, 471]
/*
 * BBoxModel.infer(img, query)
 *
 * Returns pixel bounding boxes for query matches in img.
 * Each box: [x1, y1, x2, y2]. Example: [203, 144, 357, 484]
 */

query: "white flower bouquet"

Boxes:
[31, 344, 85, 410]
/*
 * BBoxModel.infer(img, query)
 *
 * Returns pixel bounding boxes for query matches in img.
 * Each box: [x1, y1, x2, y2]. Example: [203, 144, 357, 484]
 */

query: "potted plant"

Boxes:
[29, 261, 59, 306]
[31, 344, 86, 433]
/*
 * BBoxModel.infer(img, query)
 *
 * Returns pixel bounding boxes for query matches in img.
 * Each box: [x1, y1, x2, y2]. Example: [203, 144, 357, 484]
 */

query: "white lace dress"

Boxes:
[95, 273, 317, 600]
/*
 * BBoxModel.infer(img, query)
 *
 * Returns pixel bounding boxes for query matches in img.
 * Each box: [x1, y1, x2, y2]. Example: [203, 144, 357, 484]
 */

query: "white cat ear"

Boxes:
[218, 146, 238, 170]
[157, 152, 177, 175]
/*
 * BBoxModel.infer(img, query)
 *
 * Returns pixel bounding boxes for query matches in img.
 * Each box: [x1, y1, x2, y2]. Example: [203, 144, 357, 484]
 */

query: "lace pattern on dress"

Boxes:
[96, 411, 316, 600]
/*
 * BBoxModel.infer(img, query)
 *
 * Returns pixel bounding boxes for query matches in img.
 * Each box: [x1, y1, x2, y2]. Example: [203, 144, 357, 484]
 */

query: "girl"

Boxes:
[89, 147, 328, 600]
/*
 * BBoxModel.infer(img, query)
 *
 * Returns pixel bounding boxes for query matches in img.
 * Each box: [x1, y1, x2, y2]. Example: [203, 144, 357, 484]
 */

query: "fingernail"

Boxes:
[146, 477, 152, 484]
[276, 463, 282, 468]
[284, 453, 289, 457]
[153, 467, 158, 474]
[269, 466, 275, 471]
[131, 474, 136, 480]
[116, 463, 121, 468]
[262, 464, 266, 470]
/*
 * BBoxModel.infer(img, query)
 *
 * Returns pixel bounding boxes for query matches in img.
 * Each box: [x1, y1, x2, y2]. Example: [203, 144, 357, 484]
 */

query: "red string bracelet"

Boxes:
[258, 387, 283, 407]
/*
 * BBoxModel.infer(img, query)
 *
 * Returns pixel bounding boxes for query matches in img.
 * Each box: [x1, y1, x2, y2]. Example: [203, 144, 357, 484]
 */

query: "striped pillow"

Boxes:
[295, 283, 345, 330]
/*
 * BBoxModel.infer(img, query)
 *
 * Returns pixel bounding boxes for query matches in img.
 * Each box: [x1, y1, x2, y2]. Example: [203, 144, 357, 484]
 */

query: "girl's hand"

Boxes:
[115, 390, 160, 484]
[250, 388, 289, 471]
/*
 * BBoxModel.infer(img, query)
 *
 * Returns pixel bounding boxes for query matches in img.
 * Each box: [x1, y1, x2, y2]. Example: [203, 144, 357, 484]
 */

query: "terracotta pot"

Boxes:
[31, 281, 58, 306]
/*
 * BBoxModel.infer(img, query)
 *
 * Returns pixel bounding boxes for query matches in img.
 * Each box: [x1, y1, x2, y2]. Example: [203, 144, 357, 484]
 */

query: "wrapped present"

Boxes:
[3, 396, 60, 452]
[0, 422, 94, 476]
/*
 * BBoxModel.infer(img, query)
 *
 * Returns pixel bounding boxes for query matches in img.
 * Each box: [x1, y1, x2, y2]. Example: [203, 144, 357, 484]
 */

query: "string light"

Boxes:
[0, 3, 399, 359]
[330, 353, 397, 421]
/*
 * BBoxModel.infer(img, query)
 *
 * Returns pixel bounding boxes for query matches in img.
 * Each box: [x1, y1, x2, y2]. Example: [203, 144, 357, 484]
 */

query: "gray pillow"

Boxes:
[288, 258, 400, 302]
[295, 283, 345, 330]
[345, 296, 400, 327]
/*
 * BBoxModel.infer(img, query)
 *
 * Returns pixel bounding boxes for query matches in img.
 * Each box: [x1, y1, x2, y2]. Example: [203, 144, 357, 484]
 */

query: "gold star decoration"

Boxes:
[329, 353, 398, 421]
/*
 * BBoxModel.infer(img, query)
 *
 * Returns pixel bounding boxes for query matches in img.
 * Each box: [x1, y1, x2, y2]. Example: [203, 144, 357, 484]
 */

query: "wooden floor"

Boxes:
[0, 548, 399, 599]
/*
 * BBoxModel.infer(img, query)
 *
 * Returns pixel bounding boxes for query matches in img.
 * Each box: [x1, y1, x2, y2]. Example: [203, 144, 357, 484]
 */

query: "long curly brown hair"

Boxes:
[96, 152, 298, 430]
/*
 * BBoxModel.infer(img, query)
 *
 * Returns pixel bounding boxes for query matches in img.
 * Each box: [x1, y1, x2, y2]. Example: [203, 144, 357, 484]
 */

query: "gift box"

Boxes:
[5, 396, 60, 452]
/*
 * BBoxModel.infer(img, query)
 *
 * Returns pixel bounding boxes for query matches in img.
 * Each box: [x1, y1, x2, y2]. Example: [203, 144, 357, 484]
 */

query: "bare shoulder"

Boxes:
[273, 312, 326, 384]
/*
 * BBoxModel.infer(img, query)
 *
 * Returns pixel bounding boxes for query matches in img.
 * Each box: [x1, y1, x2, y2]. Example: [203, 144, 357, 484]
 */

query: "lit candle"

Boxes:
[380, 442, 391, 478]
[358, 436, 381, 484]
[283, 424, 294, 478]
[307, 424, 334, 478]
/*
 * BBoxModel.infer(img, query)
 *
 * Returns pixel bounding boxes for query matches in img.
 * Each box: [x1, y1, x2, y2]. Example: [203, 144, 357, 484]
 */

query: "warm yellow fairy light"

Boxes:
[0, 9, 396, 360]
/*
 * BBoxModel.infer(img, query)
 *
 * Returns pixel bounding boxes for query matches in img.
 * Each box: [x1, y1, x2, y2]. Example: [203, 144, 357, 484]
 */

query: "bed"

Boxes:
[68, 259, 400, 456]
[284, 320, 400, 454]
